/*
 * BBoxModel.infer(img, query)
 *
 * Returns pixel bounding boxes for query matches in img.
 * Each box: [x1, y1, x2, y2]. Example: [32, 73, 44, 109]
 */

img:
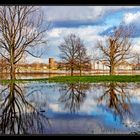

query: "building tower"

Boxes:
[49, 58, 55, 69]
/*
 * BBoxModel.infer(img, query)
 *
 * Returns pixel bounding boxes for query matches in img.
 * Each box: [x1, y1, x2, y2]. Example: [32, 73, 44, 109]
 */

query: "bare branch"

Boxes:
[96, 24, 133, 75]
[0, 6, 49, 79]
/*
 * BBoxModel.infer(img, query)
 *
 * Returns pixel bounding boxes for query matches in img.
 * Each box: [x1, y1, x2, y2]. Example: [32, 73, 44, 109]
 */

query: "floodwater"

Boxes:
[0, 73, 68, 79]
[0, 80, 140, 134]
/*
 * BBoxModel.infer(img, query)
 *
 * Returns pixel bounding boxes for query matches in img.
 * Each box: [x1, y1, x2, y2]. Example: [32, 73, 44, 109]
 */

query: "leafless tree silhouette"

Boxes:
[0, 6, 49, 79]
[59, 34, 90, 76]
[97, 25, 133, 75]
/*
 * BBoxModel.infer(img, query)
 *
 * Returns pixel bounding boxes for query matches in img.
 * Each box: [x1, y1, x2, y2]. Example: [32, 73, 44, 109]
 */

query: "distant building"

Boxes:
[91, 60, 109, 70]
[116, 61, 132, 70]
[133, 63, 140, 70]
[49, 58, 57, 70]
[91, 60, 133, 70]
[16, 63, 49, 73]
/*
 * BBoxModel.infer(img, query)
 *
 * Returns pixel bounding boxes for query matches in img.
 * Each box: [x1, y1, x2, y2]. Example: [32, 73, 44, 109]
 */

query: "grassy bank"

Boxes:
[48, 75, 140, 83]
[0, 75, 140, 84]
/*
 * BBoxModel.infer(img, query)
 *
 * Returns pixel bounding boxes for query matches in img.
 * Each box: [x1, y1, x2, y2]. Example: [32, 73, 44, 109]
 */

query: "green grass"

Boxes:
[48, 75, 140, 83]
[0, 75, 140, 84]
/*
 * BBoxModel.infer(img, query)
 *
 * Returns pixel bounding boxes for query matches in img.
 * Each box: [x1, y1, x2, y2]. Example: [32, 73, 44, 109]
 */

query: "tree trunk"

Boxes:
[80, 67, 82, 76]
[110, 65, 115, 75]
[79, 60, 82, 76]
[71, 68, 74, 76]
[10, 47, 15, 79]
[10, 62, 15, 79]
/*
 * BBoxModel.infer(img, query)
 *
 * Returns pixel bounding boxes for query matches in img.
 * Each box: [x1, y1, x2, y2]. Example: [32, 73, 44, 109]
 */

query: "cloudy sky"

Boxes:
[27, 6, 140, 63]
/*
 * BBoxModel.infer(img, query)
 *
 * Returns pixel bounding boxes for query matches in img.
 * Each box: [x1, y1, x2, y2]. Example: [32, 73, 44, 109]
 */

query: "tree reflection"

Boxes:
[98, 82, 132, 120]
[0, 81, 50, 134]
[58, 82, 91, 113]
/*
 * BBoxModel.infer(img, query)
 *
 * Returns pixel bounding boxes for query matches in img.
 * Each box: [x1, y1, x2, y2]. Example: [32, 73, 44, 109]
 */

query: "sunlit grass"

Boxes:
[48, 75, 140, 83]
[0, 75, 140, 84]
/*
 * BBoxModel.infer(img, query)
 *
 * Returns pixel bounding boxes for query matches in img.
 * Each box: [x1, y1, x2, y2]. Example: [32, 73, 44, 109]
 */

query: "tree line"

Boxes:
[59, 25, 135, 76]
[0, 6, 138, 78]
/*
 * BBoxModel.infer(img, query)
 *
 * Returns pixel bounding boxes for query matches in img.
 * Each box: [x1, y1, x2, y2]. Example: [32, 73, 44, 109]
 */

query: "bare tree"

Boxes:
[77, 44, 91, 76]
[132, 52, 140, 65]
[0, 6, 48, 79]
[59, 34, 87, 76]
[97, 25, 133, 75]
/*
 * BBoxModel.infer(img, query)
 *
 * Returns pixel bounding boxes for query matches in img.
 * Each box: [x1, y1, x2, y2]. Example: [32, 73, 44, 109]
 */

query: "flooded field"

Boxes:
[0, 80, 140, 134]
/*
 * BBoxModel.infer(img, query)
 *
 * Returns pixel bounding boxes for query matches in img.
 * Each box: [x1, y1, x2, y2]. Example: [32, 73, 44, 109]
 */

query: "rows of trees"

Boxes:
[58, 25, 134, 76]
[0, 6, 91, 77]
[0, 6, 138, 77]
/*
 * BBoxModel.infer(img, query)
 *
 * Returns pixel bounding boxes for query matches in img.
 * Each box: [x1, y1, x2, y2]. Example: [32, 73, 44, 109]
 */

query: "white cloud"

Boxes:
[46, 25, 109, 59]
[43, 6, 139, 22]
[48, 28, 62, 38]
[26, 56, 48, 64]
[25, 24, 140, 63]
[132, 38, 140, 52]
[49, 103, 62, 112]
[123, 12, 140, 25]
[122, 12, 140, 39]
[25, 7, 140, 63]
[47, 25, 108, 44]
[47, 25, 140, 61]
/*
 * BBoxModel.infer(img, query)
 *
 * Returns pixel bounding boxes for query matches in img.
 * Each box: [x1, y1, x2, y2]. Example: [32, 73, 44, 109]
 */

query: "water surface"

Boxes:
[0, 81, 140, 134]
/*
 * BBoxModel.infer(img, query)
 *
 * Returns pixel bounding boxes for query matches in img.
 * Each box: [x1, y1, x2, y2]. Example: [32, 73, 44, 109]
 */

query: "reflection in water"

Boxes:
[98, 82, 132, 121]
[58, 82, 91, 113]
[0, 80, 139, 134]
[0, 81, 50, 134]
